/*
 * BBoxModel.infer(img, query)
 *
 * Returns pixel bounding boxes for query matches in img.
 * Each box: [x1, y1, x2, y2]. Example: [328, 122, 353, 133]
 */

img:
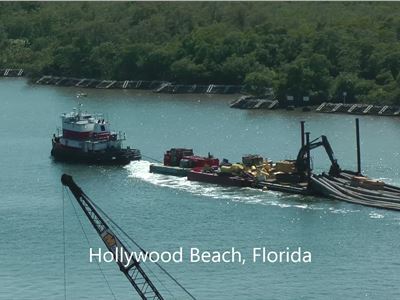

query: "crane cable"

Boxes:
[88, 198, 197, 300]
[62, 187, 67, 300]
[64, 188, 118, 300]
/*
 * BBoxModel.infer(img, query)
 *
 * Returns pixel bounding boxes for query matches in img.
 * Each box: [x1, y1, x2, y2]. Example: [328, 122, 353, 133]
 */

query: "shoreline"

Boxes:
[2, 73, 400, 117]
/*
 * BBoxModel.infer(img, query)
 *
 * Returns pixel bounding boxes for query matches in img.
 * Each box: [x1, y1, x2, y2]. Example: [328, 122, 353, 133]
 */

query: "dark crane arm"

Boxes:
[295, 135, 341, 176]
[61, 174, 164, 300]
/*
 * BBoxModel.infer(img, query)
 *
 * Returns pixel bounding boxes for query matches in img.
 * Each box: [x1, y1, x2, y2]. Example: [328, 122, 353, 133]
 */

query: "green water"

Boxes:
[1, 78, 400, 299]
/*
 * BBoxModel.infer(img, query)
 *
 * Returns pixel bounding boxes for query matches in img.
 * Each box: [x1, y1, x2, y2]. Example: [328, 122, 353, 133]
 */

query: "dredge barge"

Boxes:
[187, 154, 310, 193]
[296, 119, 400, 210]
[183, 119, 400, 211]
[51, 105, 141, 164]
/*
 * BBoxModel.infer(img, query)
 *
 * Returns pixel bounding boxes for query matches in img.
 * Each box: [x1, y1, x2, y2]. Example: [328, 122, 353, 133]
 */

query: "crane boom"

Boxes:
[61, 174, 164, 300]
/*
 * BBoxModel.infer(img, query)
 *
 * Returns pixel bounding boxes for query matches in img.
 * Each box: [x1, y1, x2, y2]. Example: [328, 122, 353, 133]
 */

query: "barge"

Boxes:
[187, 167, 255, 187]
[186, 150, 314, 194]
[149, 148, 219, 176]
[51, 105, 141, 165]
[187, 155, 263, 188]
[187, 155, 262, 187]
[297, 119, 400, 210]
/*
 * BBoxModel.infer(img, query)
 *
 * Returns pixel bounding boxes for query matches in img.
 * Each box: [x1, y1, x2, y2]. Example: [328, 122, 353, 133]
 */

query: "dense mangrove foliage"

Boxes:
[1, 2, 400, 103]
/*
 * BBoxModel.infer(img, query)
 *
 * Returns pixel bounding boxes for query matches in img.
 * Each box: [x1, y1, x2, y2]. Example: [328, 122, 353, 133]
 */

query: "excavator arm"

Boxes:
[295, 135, 341, 177]
[61, 174, 164, 300]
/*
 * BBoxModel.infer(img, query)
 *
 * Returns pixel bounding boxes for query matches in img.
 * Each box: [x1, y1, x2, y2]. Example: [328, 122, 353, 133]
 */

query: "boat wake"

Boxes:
[125, 161, 338, 212]
[125, 161, 398, 221]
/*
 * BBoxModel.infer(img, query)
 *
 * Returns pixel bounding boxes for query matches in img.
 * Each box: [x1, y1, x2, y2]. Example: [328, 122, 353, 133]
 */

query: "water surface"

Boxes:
[1, 78, 399, 299]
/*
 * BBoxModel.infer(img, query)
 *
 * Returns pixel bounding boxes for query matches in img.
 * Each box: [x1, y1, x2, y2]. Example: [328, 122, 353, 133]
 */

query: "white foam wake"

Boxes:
[125, 161, 325, 211]
[124, 161, 396, 221]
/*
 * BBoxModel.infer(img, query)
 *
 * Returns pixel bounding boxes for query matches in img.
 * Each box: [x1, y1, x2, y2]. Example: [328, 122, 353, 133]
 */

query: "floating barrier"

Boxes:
[0, 68, 24, 77]
[230, 96, 278, 109]
[95, 80, 116, 89]
[315, 102, 400, 116]
[154, 83, 242, 94]
[34, 75, 243, 94]
[232, 97, 400, 117]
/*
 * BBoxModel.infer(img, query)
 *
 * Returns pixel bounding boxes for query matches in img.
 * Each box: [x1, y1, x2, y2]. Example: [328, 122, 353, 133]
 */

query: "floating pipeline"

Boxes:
[155, 83, 243, 94]
[230, 96, 400, 117]
[0, 68, 24, 77]
[311, 172, 400, 211]
[316, 102, 400, 117]
[230, 95, 279, 109]
[34, 75, 244, 95]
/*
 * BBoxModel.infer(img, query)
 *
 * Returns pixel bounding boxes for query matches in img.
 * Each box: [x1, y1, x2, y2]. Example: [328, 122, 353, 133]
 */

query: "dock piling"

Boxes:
[356, 118, 362, 175]
[306, 132, 311, 183]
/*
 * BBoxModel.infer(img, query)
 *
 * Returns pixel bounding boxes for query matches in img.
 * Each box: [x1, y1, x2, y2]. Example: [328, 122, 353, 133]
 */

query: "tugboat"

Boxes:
[51, 106, 141, 164]
[149, 148, 219, 177]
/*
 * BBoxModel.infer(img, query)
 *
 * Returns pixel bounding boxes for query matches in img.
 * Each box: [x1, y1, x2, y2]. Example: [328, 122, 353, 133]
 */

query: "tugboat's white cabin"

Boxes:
[58, 108, 125, 152]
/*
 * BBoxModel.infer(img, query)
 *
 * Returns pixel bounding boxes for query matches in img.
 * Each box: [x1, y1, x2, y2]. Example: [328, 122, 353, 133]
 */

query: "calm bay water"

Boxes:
[1, 78, 400, 299]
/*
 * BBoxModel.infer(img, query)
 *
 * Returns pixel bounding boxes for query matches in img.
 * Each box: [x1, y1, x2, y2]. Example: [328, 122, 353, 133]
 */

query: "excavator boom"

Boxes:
[295, 135, 341, 176]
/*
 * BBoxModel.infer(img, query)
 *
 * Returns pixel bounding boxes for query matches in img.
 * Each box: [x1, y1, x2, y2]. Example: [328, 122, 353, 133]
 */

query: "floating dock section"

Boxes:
[316, 102, 400, 117]
[34, 75, 243, 95]
[230, 98, 400, 117]
[155, 83, 243, 94]
[230, 96, 279, 109]
[0, 68, 24, 77]
[36, 76, 171, 90]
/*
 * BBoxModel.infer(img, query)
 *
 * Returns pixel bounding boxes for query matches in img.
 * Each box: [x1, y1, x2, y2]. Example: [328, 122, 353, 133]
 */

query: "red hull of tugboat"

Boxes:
[187, 169, 254, 187]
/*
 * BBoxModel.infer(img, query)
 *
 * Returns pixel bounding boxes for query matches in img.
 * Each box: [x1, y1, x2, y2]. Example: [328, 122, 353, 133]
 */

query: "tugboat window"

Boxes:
[101, 125, 105, 131]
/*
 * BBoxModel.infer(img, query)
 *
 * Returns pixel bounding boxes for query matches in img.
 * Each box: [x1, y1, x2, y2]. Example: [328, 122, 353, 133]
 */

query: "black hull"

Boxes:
[51, 142, 141, 165]
[187, 170, 254, 187]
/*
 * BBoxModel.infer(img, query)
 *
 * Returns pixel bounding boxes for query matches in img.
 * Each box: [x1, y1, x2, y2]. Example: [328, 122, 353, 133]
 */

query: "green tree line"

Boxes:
[1, 2, 400, 104]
